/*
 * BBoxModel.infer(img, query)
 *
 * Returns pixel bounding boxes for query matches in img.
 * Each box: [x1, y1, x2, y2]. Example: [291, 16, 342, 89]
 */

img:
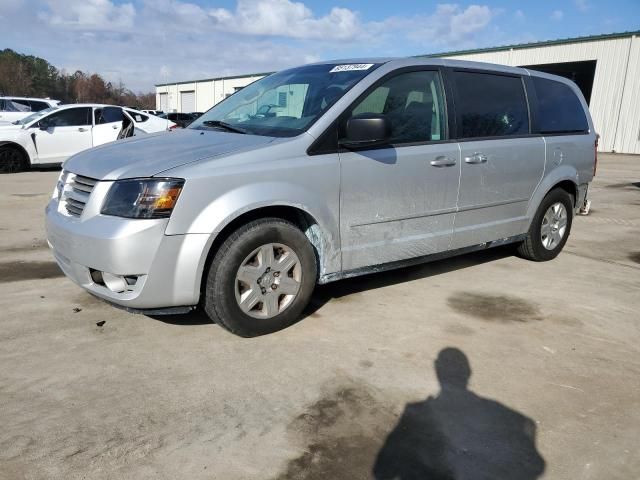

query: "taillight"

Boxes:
[168, 124, 178, 131]
[593, 134, 599, 176]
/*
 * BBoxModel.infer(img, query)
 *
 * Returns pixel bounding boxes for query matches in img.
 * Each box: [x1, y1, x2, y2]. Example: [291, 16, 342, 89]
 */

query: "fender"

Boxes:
[167, 181, 341, 280]
[525, 164, 578, 228]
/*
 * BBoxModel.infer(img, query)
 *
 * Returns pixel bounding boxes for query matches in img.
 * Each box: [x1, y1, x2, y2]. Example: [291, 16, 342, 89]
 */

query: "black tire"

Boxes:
[202, 218, 317, 337]
[0, 146, 28, 173]
[517, 188, 574, 261]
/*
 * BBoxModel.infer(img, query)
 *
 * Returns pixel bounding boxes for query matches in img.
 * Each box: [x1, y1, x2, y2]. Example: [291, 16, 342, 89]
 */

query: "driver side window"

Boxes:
[46, 108, 92, 127]
[348, 70, 447, 144]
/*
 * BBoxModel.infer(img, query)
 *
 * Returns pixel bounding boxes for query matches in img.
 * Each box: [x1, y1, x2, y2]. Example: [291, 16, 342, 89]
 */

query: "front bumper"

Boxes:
[45, 196, 210, 309]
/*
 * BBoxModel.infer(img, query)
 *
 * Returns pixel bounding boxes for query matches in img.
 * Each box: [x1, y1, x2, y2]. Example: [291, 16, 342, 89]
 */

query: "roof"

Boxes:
[0, 96, 60, 103]
[418, 30, 640, 58]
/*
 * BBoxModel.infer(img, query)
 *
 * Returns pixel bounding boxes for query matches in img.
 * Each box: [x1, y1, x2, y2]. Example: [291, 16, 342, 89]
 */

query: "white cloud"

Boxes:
[574, 0, 590, 12]
[387, 4, 496, 47]
[40, 0, 135, 30]
[208, 0, 362, 40]
[515, 9, 525, 20]
[551, 10, 564, 21]
[1, 0, 500, 91]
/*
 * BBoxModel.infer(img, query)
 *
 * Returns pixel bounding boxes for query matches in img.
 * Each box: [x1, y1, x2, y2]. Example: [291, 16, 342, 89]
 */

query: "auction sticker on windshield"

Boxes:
[330, 64, 374, 73]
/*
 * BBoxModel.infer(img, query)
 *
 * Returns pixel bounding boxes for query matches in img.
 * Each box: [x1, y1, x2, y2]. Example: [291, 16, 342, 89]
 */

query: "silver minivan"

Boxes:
[46, 58, 597, 336]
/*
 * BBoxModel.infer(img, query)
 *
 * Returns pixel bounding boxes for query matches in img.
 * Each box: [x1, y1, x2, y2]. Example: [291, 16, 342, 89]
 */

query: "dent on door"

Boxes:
[452, 137, 546, 249]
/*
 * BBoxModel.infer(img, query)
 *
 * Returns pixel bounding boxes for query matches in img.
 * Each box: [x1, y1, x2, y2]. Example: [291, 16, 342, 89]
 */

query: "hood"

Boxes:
[63, 129, 277, 180]
[0, 122, 23, 130]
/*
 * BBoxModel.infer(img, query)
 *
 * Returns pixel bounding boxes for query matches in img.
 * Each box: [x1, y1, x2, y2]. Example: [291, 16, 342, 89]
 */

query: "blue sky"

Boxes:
[1, 0, 638, 91]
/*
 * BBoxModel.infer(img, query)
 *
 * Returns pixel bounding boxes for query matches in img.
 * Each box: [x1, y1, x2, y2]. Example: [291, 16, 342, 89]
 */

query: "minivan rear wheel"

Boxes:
[517, 188, 573, 261]
[202, 218, 317, 337]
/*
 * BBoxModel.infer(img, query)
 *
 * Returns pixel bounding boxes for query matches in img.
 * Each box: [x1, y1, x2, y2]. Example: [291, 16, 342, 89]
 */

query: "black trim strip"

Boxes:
[351, 198, 527, 228]
[457, 198, 528, 213]
[351, 206, 458, 228]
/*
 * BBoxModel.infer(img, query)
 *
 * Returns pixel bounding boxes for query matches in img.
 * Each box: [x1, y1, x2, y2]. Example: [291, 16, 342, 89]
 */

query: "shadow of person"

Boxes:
[373, 348, 545, 480]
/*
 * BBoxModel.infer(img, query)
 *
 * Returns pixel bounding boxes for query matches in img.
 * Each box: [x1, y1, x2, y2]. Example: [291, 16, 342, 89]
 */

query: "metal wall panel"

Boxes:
[614, 35, 640, 153]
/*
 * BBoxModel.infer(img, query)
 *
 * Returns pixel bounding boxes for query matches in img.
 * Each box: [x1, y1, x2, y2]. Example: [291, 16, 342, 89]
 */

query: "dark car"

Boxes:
[158, 112, 199, 128]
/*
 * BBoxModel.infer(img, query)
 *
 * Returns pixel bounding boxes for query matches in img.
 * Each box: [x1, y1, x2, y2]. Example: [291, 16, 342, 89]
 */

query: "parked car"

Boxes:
[46, 58, 597, 337]
[142, 109, 164, 116]
[0, 104, 175, 172]
[0, 96, 61, 124]
[158, 112, 199, 128]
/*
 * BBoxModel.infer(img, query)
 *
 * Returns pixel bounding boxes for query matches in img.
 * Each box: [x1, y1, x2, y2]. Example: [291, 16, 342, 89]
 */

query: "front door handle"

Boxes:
[464, 153, 488, 164]
[112, 124, 120, 129]
[78, 127, 88, 132]
[430, 156, 457, 167]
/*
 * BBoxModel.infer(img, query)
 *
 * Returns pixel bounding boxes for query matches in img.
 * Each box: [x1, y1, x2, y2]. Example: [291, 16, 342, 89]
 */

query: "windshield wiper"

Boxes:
[201, 120, 248, 134]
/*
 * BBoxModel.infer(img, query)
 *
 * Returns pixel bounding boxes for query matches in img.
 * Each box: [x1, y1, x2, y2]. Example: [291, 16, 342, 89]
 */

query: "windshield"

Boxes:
[189, 63, 381, 137]
[14, 106, 58, 125]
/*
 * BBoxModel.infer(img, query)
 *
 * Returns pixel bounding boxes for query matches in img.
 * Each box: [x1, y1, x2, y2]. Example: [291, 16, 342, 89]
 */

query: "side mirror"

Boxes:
[340, 114, 391, 148]
[38, 120, 49, 131]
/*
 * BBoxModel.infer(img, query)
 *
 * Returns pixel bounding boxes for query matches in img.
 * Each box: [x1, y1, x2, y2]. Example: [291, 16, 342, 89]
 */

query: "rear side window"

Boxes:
[5, 99, 32, 112]
[532, 77, 588, 134]
[28, 100, 49, 111]
[95, 106, 123, 124]
[453, 71, 529, 138]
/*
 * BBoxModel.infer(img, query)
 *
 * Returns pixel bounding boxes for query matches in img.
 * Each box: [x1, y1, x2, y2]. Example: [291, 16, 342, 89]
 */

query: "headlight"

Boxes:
[101, 178, 184, 219]
[54, 170, 69, 200]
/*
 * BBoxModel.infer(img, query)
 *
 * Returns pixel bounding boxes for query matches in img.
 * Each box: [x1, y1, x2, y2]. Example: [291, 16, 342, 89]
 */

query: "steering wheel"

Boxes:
[254, 104, 278, 118]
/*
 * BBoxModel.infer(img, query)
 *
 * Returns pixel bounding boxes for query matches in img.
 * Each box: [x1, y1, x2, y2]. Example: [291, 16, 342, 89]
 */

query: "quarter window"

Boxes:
[348, 70, 447, 143]
[125, 109, 148, 123]
[453, 71, 529, 138]
[45, 107, 92, 127]
[532, 77, 588, 134]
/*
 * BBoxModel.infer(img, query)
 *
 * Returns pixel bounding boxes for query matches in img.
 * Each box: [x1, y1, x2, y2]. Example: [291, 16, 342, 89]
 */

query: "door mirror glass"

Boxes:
[340, 113, 391, 147]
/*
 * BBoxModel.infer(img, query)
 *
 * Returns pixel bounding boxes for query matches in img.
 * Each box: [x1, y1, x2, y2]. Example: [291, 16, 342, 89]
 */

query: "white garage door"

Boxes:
[180, 91, 195, 113]
[159, 93, 168, 111]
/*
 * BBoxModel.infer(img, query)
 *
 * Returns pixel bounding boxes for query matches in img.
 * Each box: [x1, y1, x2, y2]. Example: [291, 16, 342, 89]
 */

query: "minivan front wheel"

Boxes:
[203, 218, 317, 337]
[517, 188, 573, 261]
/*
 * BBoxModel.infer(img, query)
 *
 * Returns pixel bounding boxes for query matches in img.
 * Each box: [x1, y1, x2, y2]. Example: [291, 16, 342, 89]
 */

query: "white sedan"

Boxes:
[0, 104, 176, 173]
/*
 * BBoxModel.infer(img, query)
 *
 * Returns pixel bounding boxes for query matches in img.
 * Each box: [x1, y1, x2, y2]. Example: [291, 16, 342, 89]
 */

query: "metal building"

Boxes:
[155, 30, 640, 153]
[155, 72, 270, 114]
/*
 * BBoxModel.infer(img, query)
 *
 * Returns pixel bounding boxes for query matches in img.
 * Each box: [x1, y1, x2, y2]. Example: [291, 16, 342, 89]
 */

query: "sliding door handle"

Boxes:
[430, 156, 457, 167]
[464, 153, 487, 164]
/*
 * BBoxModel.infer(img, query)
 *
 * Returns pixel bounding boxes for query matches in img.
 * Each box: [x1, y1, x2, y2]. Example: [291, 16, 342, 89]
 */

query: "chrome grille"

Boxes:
[63, 174, 97, 217]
